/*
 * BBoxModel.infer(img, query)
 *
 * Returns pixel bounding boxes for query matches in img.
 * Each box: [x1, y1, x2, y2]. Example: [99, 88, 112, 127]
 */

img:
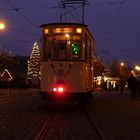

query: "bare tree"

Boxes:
[0, 46, 14, 70]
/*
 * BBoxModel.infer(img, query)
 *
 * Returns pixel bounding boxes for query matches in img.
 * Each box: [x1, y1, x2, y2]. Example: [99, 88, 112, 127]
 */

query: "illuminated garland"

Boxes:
[27, 42, 41, 78]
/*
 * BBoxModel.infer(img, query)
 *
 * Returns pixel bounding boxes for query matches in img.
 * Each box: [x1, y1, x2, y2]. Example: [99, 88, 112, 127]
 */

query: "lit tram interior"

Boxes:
[42, 25, 86, 61]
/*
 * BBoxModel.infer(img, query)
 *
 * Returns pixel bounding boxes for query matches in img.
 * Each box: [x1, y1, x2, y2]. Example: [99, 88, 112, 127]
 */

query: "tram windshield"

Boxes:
[43, 34, 82, 60]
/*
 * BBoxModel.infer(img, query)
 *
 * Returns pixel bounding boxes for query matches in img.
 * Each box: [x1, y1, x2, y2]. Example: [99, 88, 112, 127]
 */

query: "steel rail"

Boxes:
[82, 109, 108, 140]
[34, 112, 55, 140]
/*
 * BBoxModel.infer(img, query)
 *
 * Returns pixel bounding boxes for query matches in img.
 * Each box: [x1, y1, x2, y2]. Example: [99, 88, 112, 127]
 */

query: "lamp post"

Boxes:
[119, 62, 125, 76]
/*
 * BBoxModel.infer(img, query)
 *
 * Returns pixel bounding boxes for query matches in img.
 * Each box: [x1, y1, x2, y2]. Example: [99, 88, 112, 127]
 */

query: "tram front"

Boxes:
[40, 23, 94, 102]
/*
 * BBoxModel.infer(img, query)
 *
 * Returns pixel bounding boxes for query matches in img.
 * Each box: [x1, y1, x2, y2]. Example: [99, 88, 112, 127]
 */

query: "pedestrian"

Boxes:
[127, 74, 138, 100]
[119, 77, 126, 94]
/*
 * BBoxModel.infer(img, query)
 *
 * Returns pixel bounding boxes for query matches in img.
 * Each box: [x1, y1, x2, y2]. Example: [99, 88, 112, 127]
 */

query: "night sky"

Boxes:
[0, 0, 139, 67]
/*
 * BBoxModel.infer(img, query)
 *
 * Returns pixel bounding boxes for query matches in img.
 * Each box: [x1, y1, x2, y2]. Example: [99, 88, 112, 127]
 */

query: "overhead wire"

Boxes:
[108, 0, 128, 33]
[90, 1, 126, 6]
[0, 1, 126, 11]
[5, 0, 39, 29]
[0, 7, 56, 11]
[8, 28, 40, 36]
[63, 7, 81, 22]
[96, 36, 140, 45]
[1, 0, 135, 58]
[95, 0, 130, 61]
[0, 0, 40, 44]
[0, 35, 33, 43]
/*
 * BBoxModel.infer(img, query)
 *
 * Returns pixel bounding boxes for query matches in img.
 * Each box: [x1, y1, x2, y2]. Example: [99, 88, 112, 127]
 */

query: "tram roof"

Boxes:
[40, 22, 87, 28]
[40, 22, 94, 43]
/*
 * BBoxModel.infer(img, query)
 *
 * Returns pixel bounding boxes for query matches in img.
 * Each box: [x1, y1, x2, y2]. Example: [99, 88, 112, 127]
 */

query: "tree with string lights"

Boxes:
[27, 42, 41, 79]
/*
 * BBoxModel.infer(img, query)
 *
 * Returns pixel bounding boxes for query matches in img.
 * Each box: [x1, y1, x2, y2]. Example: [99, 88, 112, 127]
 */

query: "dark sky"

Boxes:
[0, 0, 140, 67]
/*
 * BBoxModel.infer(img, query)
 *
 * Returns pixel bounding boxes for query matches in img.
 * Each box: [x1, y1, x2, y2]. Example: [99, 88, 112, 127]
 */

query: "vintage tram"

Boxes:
[40, 23, 95, 102]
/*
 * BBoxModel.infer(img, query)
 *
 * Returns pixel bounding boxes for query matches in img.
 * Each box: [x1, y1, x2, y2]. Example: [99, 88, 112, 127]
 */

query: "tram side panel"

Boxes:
[85, 63, 93, 92]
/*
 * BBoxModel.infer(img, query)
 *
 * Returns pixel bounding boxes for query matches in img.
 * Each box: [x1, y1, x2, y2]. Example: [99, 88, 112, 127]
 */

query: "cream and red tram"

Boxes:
[40, 23, 95, 102]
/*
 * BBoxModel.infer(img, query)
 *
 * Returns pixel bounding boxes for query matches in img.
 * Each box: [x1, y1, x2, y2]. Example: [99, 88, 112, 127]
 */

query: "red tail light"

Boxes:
[58, 87, 64, 92]
[52, 86, 64, 93]
[53, 87, 57, 92]
[52, 79, 65, 94]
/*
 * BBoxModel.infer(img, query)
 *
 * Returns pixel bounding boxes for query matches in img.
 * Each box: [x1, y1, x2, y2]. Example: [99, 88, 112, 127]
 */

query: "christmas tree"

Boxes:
[27, 42, 41, 78]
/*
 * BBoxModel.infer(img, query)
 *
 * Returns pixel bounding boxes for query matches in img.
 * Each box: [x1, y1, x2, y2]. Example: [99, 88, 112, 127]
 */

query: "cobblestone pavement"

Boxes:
[0, 89, 48, 140]
[0, 89, 140, 140]
[87, 90, 140, 140]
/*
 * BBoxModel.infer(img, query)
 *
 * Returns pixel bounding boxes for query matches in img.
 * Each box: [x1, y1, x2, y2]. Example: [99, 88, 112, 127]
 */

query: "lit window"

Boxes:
[44, 29, 49, 34]
[53, 28, 73, 33]
[72, 43, 79, 55]
[76, 28, 82, 33]
[65, 34, 70, 38]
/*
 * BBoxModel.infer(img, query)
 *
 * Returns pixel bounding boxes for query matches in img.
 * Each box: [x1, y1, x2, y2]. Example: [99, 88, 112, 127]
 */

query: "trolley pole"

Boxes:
[82, 3, 85, 24]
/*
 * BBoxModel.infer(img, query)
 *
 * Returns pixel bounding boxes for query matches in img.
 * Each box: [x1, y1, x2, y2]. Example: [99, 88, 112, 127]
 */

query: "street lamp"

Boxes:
[135, 65, 140, 71]
[0, 22, 5, 30]
[119, 62, 125, 77]
[120, 62, 124, 66]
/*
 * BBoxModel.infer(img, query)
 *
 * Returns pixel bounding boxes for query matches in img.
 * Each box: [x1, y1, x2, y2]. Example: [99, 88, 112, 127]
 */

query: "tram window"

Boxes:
[43, 34, 82, 60]
[72, 36, 81, 59]
[58, 42, 67, 59]
[53, 35, 68, 60]
[72, 43, 79, 55]
[85, 34, 91, 64]
[42, 36, 47, 60]
[43, 36, 52, 60]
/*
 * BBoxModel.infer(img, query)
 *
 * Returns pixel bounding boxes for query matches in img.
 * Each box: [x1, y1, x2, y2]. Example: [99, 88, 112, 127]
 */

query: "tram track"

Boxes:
[35, 112, 56, 140]
[81, 109, 108, 140]
[34, 104, 108, 140]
